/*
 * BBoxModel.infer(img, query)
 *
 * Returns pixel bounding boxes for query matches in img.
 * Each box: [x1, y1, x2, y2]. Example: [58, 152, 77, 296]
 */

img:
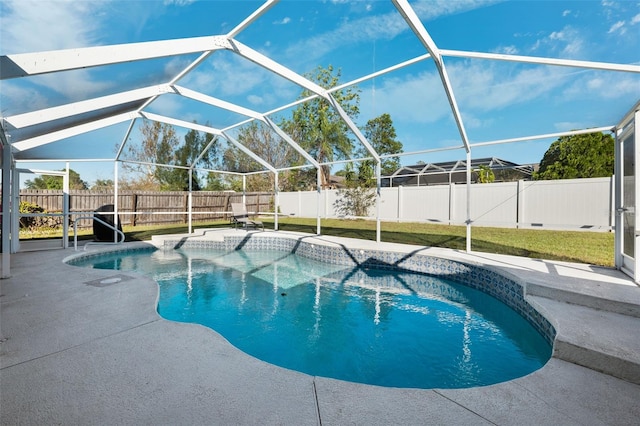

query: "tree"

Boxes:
[361, 113, 403, 177]
[475, 165, 495, 183]
[24, 169, 88, 190]
[91, 179, 114, 191]
[333, 161, 377, 218]
[283, 65, 360, 188]
[122, 120, 217, 191]
[122, 120, 179, 190]
[534, 132, 614, 180]
[220, 121, 298, 192]
[156, 127, 217, 191]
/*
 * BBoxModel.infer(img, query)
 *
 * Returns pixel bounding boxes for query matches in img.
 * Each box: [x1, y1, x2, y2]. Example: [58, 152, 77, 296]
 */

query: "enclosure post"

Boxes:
[274, 171, 279, 231]
[465, 151, 472, 252]
[376, 161, 381, 243]
[316, 167, 321, 235]
[614, 130, 623, 269]
[448, 182, 454, 226]
[1, 142, 11, 278]
[114, 161, 119, 243]
[62, 163, 70, 249]
[188, 169, 193, 234]
[242, 175, 247, 206]
[10, 166, 19, 253]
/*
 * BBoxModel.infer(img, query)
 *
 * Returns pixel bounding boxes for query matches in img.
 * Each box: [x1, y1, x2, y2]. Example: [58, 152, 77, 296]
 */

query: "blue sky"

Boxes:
[1, 0, 639, 186]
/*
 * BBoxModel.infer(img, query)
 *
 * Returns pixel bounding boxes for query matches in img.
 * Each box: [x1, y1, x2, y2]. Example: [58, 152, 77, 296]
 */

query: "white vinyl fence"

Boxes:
[278, 177, 614, 231]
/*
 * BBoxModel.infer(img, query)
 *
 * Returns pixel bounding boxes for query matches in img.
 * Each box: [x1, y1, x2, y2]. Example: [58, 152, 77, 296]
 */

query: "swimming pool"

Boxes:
[68, 236, 555, 389]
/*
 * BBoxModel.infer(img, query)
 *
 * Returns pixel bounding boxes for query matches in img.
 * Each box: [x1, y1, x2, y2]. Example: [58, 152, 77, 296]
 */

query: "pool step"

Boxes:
[525, 277, 640, 318]
[528, 295, 640, 385]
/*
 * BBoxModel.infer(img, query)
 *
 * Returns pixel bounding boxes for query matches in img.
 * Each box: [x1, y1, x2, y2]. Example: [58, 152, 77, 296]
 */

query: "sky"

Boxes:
[1, 0, 639, 187]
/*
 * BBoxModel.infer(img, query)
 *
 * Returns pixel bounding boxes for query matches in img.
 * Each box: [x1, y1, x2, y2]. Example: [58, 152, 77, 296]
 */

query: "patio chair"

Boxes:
[231, 203, 264, 230]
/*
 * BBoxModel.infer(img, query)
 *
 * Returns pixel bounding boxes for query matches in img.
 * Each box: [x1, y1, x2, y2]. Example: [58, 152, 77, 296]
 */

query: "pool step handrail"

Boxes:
[73, 215, 125, 251]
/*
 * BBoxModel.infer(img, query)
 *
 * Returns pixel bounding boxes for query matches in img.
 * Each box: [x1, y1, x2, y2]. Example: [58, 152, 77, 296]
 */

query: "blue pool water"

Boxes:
[72, 247, 552, 389]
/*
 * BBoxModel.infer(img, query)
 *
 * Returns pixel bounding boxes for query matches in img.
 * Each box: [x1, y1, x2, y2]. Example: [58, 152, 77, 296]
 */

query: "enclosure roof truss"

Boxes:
[1, 0, 639, 173]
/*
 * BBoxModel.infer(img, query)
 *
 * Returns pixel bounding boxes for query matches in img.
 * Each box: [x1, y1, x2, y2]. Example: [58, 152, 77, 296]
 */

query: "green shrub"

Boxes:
[19, 201, 45, 229]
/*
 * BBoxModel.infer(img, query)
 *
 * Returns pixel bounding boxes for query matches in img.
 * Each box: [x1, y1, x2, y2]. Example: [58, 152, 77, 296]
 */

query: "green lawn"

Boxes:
[260, 218, 614, 267]
[20, 217, 615, 267]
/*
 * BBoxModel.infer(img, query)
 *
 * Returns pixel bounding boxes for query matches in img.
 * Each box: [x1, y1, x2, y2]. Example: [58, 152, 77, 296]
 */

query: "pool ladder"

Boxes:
[73, 215, 125, 251]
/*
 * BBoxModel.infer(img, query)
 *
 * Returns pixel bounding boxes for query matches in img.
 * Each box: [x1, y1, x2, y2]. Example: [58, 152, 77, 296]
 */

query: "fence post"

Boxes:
[517, 180, 524, 229]
[397, 185, 403, 222]
[131, 193, 138, 226]
[183, 193, 189, 224]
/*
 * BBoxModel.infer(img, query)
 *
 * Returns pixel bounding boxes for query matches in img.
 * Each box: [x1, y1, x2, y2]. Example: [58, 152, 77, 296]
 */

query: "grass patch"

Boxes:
[19, 217, 614, 267]
[261, 218, 614, 267]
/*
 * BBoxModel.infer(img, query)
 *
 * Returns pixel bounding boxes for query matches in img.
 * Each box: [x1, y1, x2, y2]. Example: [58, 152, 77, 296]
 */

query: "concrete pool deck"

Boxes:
[1, 229, 639, 425]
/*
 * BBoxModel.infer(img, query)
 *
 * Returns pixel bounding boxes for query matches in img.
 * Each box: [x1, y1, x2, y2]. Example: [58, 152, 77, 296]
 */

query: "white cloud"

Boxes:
[0, 0, 119, 110]
[181, 52, 299, 111]
[282, 0, 499, 70]
[562, 10, 571, 17]
[364, 58, 605, 132]
[0, 83, 50, 116]
[163, 0, 195, 5]
[273, 17, 291, 25]
[534, 26, 584, 58]
[608, 20, 625, 34]
[632, 14, 640, 25]
[563, 72, 640, 100]
[147, 92, 184, 118]
[370, 70, 451, 124]
[0, 0, 106, 53]
[247, 94, 264, 106]
[494, 45, 518, 55]
[554, 121, 585, 131]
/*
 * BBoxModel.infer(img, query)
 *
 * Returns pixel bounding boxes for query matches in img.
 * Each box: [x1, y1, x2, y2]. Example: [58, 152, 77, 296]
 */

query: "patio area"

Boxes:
[1, 229, 639, 425]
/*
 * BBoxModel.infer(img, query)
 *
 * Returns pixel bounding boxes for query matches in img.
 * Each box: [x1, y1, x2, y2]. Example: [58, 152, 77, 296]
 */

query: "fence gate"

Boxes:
[16, 168, 70, 252]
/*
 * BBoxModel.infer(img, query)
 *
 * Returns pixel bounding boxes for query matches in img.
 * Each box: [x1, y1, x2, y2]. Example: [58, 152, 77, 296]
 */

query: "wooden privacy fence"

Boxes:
[19, 190, 273, 228]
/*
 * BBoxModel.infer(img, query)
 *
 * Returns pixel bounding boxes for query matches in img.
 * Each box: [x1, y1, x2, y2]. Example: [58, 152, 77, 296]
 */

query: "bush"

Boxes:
[333, 186, 376, 218]
[19, 201, 62, 231]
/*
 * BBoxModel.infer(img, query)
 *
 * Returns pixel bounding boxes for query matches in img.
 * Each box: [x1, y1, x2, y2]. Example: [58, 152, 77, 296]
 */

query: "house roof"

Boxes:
[393, 157, 534, 177]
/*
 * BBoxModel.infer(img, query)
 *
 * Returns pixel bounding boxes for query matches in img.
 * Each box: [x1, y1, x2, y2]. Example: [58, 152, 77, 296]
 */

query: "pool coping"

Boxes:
[2, 229, 640, 425]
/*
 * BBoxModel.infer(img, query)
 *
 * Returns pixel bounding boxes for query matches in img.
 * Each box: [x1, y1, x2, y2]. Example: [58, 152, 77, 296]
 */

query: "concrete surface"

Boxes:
[2, 229, 639, 425]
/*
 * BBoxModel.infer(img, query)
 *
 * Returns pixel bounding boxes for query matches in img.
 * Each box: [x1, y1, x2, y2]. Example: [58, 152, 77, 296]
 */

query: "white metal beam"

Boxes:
[0, 36, 231, 79]
[139, 112, 223, 136]
[326, 94, 380, 162]
[191, 134, 220, 170]
[172, 85, 264, 120]
[227, 0, 280, 39]
[221, 132, 277, 173]
[441, 49, 640, 73]
[138, 50, 219, 114]
[470, 126, 615, 148]
[11, 112, 138, 152]
[5, 85, 171, 129]
[227, 39, 329, 97]
[392, 0, 471, 153]
[261, 116, 320, 168]
[115, 119, 138, 161]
